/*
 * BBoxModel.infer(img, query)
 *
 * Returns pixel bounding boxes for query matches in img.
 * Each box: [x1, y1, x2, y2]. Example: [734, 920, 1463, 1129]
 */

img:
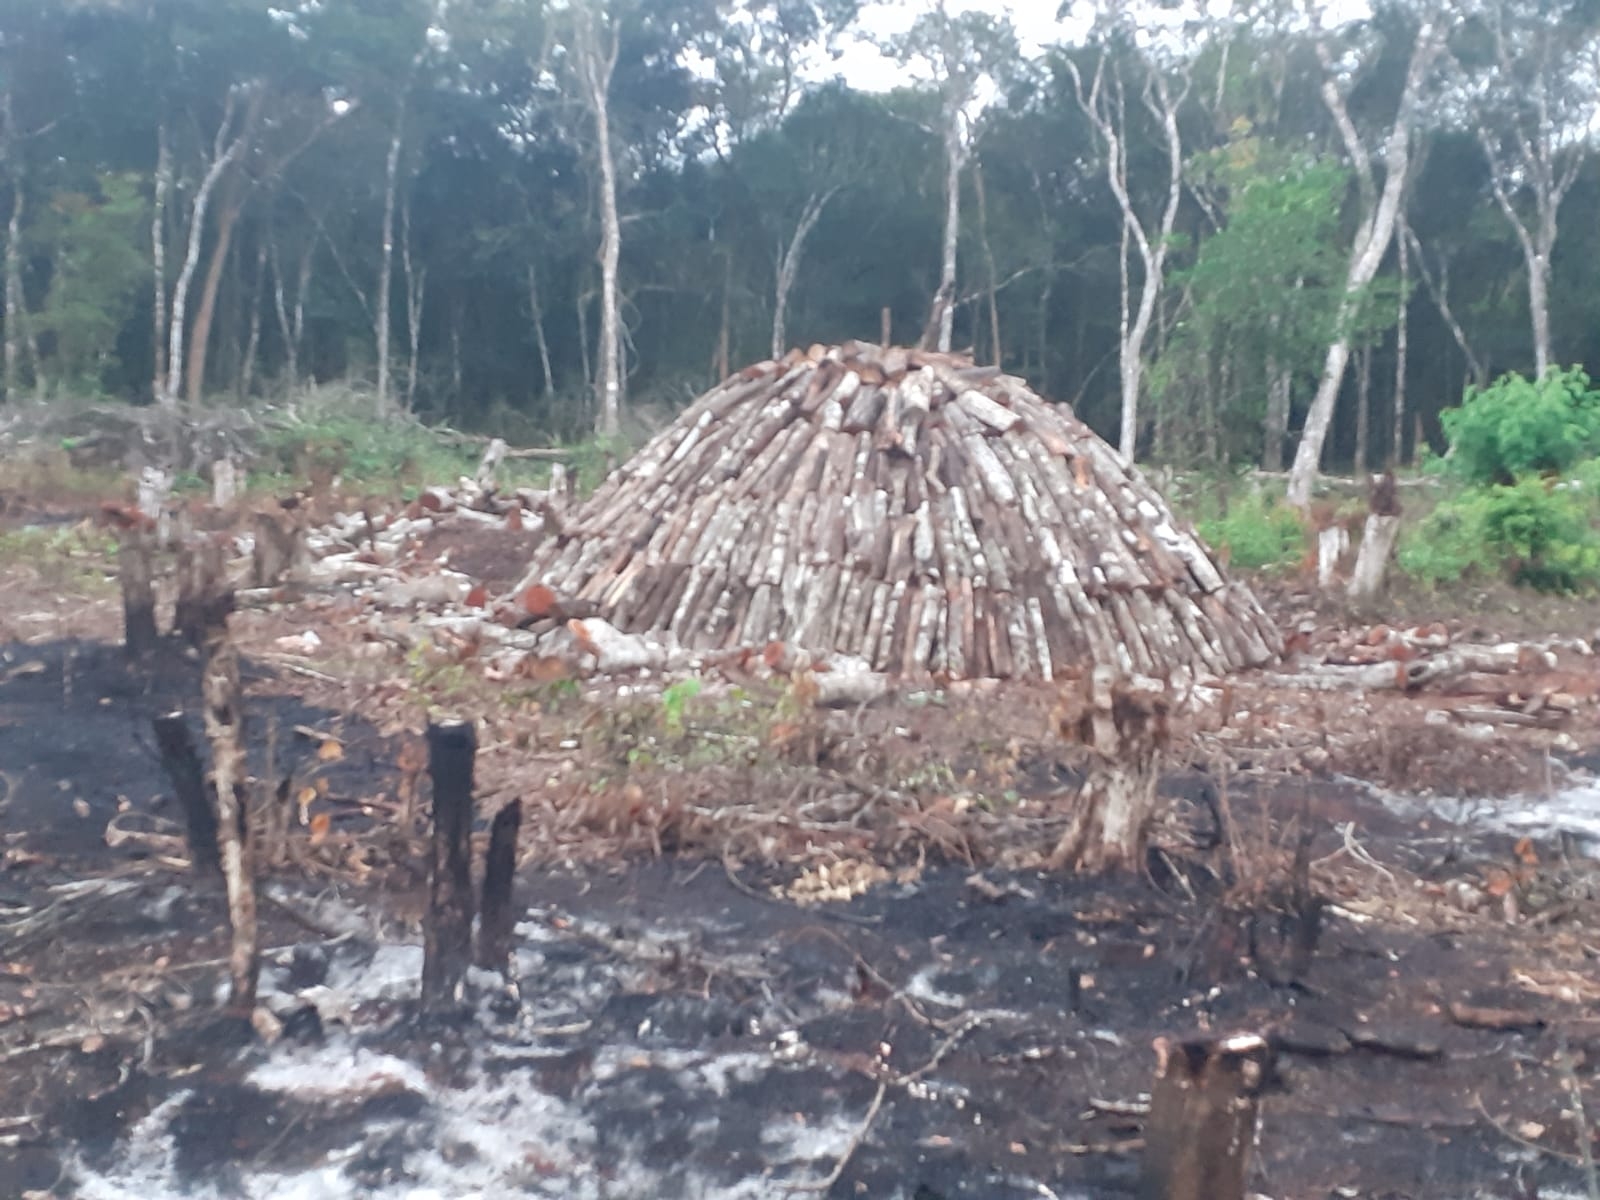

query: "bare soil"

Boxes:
[0, 493, 1597, 1199]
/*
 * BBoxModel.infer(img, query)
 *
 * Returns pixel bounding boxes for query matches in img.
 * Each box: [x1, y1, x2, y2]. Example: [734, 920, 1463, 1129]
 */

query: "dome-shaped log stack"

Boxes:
[515, 343, 1282, 681]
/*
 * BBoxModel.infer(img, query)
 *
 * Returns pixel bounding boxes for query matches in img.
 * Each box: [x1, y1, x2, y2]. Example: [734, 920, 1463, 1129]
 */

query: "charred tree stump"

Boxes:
[422, 720, 477, 1011]
[175, 537, 234, 647]
[201, 629, 258, 1011]
[475, 798, 522, 975]
[250, 511, 307, 589]
[1140, 1033, 1278, 1200]
[152, 712, 220, 874]
[117, 529, 159, 657]
[1049, 667, 1172, 873]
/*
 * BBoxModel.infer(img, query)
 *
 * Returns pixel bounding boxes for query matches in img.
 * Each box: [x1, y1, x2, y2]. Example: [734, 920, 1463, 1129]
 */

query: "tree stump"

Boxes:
[1347, 470, 1403, 602]
[175, 537, 233, 647]
[117, 529, 159, 657]
[422, 720, 477, 1012]
[475, 798, 522, 975]
[1048, 667, 1172, 872]
[1140, 1033, 1278, 1200]
[201, 630, 258, 1011]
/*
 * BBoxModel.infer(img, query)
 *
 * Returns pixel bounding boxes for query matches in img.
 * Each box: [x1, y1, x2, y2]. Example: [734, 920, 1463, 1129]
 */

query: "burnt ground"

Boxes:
[0, 499, 1599, 1198]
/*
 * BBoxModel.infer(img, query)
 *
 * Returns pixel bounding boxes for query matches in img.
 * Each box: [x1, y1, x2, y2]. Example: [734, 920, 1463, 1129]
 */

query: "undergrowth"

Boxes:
[1193, 488, 1307, 571]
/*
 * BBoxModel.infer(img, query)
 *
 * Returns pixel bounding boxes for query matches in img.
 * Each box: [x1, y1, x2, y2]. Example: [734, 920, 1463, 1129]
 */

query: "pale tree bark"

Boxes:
[936, 98, 966, 353]
[2, 127, 20, 403]
[1392, 226, 1409, 466]
[375, 87, 408, 412]
[151, 122, 171, 400]
[167, 90, 251, 407]
[237, 240, 267, 400]
[974, 160, 1002, 366]
[401, 194, 426, 411]
[771, 187, 837, 359]
[1287, 22, 1440, 509]
[185, 168, 251, 404]
[572, 4, 624, 438]
[526, 263, 554, 396]
[1402, 221, 1484, 388]
[1353, 343, 1372, 476]
[1069, 51, 1188, 463]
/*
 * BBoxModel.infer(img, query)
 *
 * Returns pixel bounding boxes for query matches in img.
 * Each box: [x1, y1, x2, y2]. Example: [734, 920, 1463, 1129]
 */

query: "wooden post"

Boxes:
[117, 529, 159, 657]
[475, 798, 522, 974]
[1140, 1033, 1278, 1200]
[422, 719, 477, 1011]
[152, 712, 220, 873]
[201, 630, 258, 1011]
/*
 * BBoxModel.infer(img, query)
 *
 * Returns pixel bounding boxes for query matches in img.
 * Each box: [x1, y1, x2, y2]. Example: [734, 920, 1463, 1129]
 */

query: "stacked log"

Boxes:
[513, 344, 1282, 681]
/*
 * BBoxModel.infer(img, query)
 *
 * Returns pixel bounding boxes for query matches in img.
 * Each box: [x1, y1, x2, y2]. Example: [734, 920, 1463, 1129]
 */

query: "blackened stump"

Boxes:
[475, 798, 522, 974]
[1140, 1033, 1279, 1200]
[152, 712, 220, 873]
[117, 530, 159, 657]
[201, 630, 258, 1011]
[422, 720, 477, 1011]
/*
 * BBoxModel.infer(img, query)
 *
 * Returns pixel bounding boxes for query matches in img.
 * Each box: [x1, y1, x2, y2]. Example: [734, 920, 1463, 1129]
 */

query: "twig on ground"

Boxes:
[785, 1079, 888, 1194]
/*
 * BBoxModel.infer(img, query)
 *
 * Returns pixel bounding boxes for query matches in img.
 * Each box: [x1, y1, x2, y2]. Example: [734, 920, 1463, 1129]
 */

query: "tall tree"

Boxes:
[1287, 14, 1441, 509]
[1066, 23, 1191, 462]
[889, 5, 1017, 353]
[1454, 0, 1600, 378]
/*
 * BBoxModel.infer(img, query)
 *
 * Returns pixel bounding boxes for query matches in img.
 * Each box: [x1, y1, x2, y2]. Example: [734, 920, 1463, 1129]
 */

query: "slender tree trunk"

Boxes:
[3, 161, 20, 404]
[975, 161, 1002, 366]
[401, 194, 425, 411]
[1287, 24, 1438, 509]
[771, 188, 835, 359]
[715, 252, 731, 380]
[450, 296, 463, 402]
[238, 240, 266, 401]
[1037, 274, 1053, 396]
[186, 179, 246, 404]
[937, 103, 965, 354]
[151, 121, 171, 401]
[1353, 343, 1372, 477]
[375, 105, 406, 412]
[576, 278, 592, 396]
[575, 6, 623, 437]
[269, 234, 295, 391]
[1402, 222, 1484, 388]
[526, 263, 554, 396]
[1263, 358, 1291, 472]
[1393, 230, 1409, 467]
[168, 93, 248, 407]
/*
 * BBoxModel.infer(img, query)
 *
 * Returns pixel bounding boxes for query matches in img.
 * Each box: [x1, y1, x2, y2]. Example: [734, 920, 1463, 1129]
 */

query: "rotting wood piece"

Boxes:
[422, 719, 477, 1011]
[201, 629, 258, 1011]
[175, 537, 234, 647]
[117, 529, 159, 657]
[1140, 1032, 1280, 1200]
[152, 712, 220, 874]
[475, 798, 522, 976]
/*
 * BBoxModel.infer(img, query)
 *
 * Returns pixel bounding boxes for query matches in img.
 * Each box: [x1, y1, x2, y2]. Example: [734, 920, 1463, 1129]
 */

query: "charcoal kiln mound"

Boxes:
[516, 343, 1282, 680]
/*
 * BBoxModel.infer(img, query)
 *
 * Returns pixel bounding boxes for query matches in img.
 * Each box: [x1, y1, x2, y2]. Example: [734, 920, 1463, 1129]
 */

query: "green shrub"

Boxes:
[1196, 493, 1306, 571]
[1441, 368, 1600, 485]
[1399, 477, 1600, 592]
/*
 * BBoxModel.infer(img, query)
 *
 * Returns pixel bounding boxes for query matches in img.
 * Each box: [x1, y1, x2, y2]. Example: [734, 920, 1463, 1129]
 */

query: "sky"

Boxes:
[829, 0, 1079, 90]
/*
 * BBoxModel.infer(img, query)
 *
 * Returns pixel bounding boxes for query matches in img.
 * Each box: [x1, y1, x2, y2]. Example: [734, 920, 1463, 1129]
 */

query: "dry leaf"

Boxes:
[1513, 837, 1539, 867]
[317, 739, 343, 762]
[309, 812, 332, 845]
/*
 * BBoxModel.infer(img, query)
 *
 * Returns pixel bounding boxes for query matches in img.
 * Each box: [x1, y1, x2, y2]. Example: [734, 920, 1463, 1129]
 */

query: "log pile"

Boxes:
[513, 344, 1282, 681]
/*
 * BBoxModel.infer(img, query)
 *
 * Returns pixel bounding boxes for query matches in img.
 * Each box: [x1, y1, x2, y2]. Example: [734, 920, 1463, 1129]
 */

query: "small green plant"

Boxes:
[1442, 367, 1600, 485]
[1196, 492, 1306, 571]
[659, 678, 703, 734]
[1400, 478, 1600, 592]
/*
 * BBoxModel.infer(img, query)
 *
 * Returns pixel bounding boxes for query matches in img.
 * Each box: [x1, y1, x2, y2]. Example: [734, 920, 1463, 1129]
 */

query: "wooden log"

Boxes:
[201, 630, 258, 1011]
[475, 798, 522, 975]
[1140, 1033, 1278, 1200]
[118, 529, 159, 657]
[152, 712, 220, 874]
[423, 720, 477, 1012]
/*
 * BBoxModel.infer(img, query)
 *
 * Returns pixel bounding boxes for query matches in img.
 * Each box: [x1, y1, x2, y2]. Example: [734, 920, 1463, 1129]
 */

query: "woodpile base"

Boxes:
[515, 344, 1280, 682]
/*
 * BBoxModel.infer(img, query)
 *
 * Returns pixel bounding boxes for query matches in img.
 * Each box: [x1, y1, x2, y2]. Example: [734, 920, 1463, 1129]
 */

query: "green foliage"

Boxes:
[659, 678, 703, 734]
[0, 524, 118, 594]
[1399, 477, 1600, 592]
[1195, 491, 1306, 571]
[1440, 368, 1600, 486]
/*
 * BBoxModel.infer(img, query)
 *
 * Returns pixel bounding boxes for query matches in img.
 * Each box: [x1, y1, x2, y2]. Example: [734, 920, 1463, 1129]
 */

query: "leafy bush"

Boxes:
[1441, 368, 1600, 485]
[1399, 478, 1600, 592]
[1196, 493, 1306, 571]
